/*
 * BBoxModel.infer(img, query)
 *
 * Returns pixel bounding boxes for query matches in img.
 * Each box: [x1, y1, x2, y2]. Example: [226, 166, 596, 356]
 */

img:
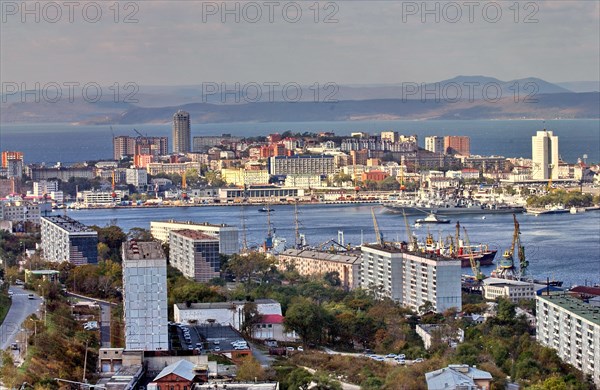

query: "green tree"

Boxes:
[284, 368, 313, 390]
[227, 252, 276, 291]
[497, 297, 516, 323]
[127, 227, 153, 241]
[235, 356, 266, 381]
[284, 297, 331, 345]
[311, 372, 342, 390]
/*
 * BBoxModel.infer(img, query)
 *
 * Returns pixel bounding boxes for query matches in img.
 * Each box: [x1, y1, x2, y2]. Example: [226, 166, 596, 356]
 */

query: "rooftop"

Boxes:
[426, 365, 492, 390]
[153, 360, 201, 382]
[41, 215, 96, 234]
[122, 241, 166, 261]
[171, 229, 220, 241]
[153, 220, 233, 228]
[483, 277, 534, 287]
[176, 299, 279, 311]
[260, 314, 284, 324]
[280, 249, 361, 264]
[569, 286, 600, 297]
[538, 294, 600, 325]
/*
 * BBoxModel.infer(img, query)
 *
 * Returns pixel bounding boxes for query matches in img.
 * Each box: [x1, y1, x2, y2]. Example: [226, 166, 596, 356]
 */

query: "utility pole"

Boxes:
[82, 339, 89, 382]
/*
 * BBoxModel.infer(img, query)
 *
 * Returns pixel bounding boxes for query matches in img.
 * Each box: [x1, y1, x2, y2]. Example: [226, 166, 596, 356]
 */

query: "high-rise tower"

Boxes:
[531, 130, 559, 180]
[172, 110, 191, 153]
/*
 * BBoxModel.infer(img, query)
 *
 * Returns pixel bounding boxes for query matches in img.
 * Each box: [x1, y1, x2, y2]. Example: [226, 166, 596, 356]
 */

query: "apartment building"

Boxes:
[360, 245, 462, 313]
[1, 201, 47, 224]
[169, 229, 220, 282]
[278, 249, 362, 290]
[146, 162, 201, 176]
[122, 241, 169, 351]
[41, 216, 98, 265]
[268, 155, 335, 175]
[536, 294, 600, 386]
[150, 220, 238, 255]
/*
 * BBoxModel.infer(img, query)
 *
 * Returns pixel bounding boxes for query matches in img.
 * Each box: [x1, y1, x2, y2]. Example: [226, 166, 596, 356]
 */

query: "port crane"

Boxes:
[402, 210, 418, 251]
[462, 226, 485, 282]
[111, 170, 117, 202]
[371, 207, 385, 247]
[495, 214, 528, 280]
[181, 171, 188, 200]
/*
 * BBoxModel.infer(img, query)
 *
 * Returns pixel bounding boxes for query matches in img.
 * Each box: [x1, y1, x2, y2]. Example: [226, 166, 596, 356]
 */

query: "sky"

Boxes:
[1, 0, 599, 87]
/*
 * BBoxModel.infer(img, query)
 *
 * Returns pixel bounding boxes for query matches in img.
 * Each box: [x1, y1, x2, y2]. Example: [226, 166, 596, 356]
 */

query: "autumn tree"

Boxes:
[235, 356, 266, 381]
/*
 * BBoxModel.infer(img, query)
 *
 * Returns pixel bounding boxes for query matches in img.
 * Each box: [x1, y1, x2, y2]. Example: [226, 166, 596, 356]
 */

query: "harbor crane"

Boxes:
[496, 214, 528, 280]
[402, 210, 418, 251]
[371, 207, 385, 247]
[462, 226, 485, 282]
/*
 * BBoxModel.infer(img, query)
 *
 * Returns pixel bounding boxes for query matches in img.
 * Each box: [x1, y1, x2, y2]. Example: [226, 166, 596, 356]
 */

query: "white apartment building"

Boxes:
[33, 180, 59, 196]
[41, 216, 98, 265]
[483, 278, 535, 302]
[174, 299, 282, 329]
[532, 130, 559, 180]
[151, 220, 238, 255]
[169, 229, 220, 282]
[360, 245, 462, 313]
[78, 190, 127, 206]
[283, 174, 325, 189]
[268, 155, 335, 175]
[1, 201, 48, 224]
[126, 168, 148, 189]
[536, 294, 600, 386]
[146, 162, 201, 176]
[425, 136, 444, 154]
[122, 241, 169, 351]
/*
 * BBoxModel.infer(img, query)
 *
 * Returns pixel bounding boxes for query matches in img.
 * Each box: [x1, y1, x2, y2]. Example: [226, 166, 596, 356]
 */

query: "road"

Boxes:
[0, 286, 42, 351]
[66, 291, 114, 348]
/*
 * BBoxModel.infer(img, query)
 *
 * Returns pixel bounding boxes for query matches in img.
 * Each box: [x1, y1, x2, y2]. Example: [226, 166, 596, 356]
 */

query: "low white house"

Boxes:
[252, 314, 298, 342]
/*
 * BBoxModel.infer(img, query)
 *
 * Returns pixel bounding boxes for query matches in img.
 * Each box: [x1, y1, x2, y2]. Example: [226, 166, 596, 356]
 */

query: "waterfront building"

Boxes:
[277, 249, 362, 290]
[125, 168, 148, 190]
[41, 215, 98, 265]
[444, 136, 470, 156]
[482, 277, 535, 302]
[218, 186, 304, 202]
[268, 155, 335, 176]
[532, 130, 559, 180]
[424, 136, 444, 154]
[360, 244, 462, 313]
[169, 229, 220, 282]
[221, 168, 270, 187]
[78, 190, 127, 206]
[173, 110, 191, 153]
[536, 294, 600, 386]
[151, 220, 238, 255]
[122, 241, 169, 351]
[283, 174, 325, 189]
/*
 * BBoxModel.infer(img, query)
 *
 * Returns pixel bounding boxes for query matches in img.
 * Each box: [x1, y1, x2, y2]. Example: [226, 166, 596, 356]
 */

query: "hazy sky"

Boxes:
[1, 0, 599, 86]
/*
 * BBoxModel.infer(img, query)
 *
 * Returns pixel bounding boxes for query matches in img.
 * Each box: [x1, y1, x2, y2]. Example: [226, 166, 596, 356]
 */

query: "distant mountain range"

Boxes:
[1, 76, 598, 124]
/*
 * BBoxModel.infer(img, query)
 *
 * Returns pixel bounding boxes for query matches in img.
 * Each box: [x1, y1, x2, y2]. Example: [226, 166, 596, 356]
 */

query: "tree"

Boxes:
[284, 368, 313, 390]
[240, 302, 261, 337]
[323, 271, 341, 287]
[227, 252, 276, 291]
[497, 297, 516, 323]
[235, 356, 266, 381]
[311, 372, 342, 390]
[127, 227, 153, 241]
[284, 297, 331, 345]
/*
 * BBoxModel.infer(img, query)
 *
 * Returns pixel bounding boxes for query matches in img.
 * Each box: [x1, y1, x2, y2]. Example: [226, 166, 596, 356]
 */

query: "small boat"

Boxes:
[415, 213, 451, 224]
[258, 207, 274, 212]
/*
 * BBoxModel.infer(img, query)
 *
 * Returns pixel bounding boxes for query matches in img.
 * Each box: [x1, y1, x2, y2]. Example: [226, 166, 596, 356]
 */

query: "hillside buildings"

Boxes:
[169, 229, 221, 282]
[360, 245, 462, 313]
[40, 215, 98, 265]
[532, 130, 559, 180]
[150, 220, 239, 255]
[122, 241, 169, 351]
[277, 249, 362, 290]
[173, 110, 191, 153]
[536, 294, 600, 386]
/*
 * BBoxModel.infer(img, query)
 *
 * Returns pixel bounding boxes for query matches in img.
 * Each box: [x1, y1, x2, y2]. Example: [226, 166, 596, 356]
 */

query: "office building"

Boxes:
[536, 294, 600, 386]
[122, 241, 169, 351]
[2, 151, 24, 179]
[173, 110, 191, 153]
[360, 245, 462, 313]
[425, 136, 444, 154]
[532, 130, 559, 180]
[268, 155, 335, 175]
[169, 229, 221, 282]
[444, 136, 470, 156]
[278, 249, 361, 290]
[151, 220, 238, 255]
[125, 168, 148, 189]
[41, 216, 98, 265]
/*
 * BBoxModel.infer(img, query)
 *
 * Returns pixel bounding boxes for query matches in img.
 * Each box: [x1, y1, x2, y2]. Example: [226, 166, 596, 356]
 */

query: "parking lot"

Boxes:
[172, 323, 250, 353]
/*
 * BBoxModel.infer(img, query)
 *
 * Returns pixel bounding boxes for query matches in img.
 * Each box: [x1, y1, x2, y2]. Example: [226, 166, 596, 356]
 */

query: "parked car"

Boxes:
[214, 346, 221, 352]
[10, 343, 19, 350]
[28, 293, 34, 300]
[297, 346, 304, 352]
[414, 358, 425, 363]
[286, 346, 295, 352]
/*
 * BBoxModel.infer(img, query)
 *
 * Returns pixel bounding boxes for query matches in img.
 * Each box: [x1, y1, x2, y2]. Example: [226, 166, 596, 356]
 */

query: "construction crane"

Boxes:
[133, 128, 148, 138]
[399, 155, 406, 191]
[371, 207, 384, 247]
[181, 171, 188, 200]
[462, 226, 485, 282]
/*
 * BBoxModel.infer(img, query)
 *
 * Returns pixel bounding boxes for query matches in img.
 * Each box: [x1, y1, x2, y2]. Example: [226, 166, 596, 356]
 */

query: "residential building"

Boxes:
[380, 131, 399, 143]
[122, 241, 169, 351]
[41, 215, 98, 265]
[425, 364, 492, 390]
[29, 166, 95, 181]
[148, 360, 208, 389]
[283, 174, 325, 189]
[361, 170, 389, 182]
[425, 136, 444, 154]
[444, 136, 470, 156]
[113, 135, 136, 160]
[0, 177, 20, 197]
[2, 151, 24, 178]
[151, 220, 238, 255]
[32, 180, 59, 196]
[173, 110, 191, 153]
[536, 294, 600, 386]
[277, 249, 362, 290]
[221, 168, 270, 187]
[482, 278, 535, 302]
[0, 200, 48, 224]
[532, 130, 559, 180]
[252, 314, 298, 342]
[169, 229, 221, 282]
[360, 245, 462, 313]
[146, 162, 201, 176]
[192, 134, 241, 153]
[268, 155, 335, 175]
[126, 168, 148, 189]
[174, 299, 282, 329]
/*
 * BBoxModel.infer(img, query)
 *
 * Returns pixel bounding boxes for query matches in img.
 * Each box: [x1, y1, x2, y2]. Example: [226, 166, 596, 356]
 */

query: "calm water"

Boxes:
[1, 119, 599, 164]
[52, 204, 600, 287]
